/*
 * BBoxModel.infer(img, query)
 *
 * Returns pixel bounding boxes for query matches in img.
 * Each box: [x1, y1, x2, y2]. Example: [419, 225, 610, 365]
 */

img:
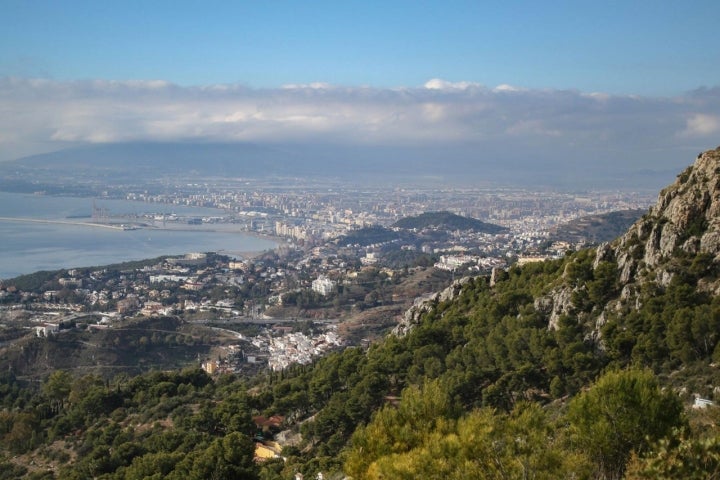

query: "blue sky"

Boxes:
[0, 0, 719, 183]
[2, 0, 718, 94]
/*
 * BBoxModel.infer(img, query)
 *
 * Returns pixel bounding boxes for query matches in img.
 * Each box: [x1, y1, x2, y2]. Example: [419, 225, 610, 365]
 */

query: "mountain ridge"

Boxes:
[535, 146, 720, 336]
[0, 141, 685, 189]
[549, 208, 645, 245]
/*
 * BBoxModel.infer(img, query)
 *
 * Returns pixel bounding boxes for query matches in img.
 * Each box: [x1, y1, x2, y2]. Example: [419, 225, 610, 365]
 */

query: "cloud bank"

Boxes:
[1, 77, 718, 175]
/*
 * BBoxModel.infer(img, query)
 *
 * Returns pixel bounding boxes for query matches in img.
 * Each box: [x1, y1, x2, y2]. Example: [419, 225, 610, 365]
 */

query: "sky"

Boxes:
[1, 0, 719, 181]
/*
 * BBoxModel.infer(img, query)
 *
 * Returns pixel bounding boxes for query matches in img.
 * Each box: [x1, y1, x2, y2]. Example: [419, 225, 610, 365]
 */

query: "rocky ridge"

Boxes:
[393, 277, 471, 337]
[542, 146, 720, 330]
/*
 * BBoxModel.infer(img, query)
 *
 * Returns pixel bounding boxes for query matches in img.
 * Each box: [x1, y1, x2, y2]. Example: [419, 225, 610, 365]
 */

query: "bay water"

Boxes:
[0, 192, 277, 279]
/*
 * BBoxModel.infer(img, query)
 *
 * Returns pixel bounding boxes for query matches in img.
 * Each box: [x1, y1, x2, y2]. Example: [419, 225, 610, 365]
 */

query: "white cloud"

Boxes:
[423, 78, 481, 90]
[0, 77, 718, 170]
[493, 84, 522, 92]
[683, 113, 720, 137]
[281, 82, 333, 90]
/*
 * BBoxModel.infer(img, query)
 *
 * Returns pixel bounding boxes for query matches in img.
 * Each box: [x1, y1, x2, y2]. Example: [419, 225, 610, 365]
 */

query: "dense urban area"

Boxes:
[0, 178, 653, 376]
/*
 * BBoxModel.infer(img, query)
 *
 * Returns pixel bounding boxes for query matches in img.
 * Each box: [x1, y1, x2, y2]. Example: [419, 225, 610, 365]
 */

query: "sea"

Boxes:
[0, 192, 277, 280]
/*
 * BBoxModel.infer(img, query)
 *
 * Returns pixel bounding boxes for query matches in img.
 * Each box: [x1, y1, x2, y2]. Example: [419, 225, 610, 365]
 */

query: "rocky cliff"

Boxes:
[393, 277, 471, 336]
[539, 146, 720, 332]
[614, 147, 720, 287]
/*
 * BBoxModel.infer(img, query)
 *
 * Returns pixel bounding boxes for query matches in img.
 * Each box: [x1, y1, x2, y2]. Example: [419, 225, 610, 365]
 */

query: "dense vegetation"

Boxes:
[1, 244, 720, 478]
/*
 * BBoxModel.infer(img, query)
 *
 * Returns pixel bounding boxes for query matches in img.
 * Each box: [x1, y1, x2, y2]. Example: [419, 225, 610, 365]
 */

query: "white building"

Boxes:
[312, 276, 336, 296]
[434, 255, 478, 271]
[693, 397, 716, 409]
[35, 323, 59, 337]
[149, 274, 188, 283]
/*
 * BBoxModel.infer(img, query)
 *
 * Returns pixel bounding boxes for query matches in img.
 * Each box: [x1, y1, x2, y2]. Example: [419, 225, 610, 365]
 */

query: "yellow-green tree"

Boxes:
[625, 433, 720, 479]
[345, 384, 592, 479]
[567, 368, 685, 480]
[344, 379, 455, 479]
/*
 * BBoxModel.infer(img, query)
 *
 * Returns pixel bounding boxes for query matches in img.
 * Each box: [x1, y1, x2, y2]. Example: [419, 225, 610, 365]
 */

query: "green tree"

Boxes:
[4, 412, 40, 454]
[567, 368, 685, 480]
[122, 451, 184, 480]
[174, 432, 258, 480]
[42, 370, 72, 414]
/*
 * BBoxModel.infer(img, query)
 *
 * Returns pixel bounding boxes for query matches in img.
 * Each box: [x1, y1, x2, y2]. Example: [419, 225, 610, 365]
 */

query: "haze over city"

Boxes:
[0, 0, 719, 189]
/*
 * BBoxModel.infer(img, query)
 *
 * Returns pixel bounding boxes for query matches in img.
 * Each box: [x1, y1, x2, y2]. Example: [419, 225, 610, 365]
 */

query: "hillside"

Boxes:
[549, 208, 646, 244]
[1, 317, 218, 378]
[393, 210, 508, 234]
[2, 147, 720, 479]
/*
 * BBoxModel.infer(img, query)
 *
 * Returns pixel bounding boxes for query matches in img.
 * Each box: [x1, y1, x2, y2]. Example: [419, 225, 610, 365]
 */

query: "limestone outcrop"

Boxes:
[393, 277, 471, 337]
[537, 146, 720, 330]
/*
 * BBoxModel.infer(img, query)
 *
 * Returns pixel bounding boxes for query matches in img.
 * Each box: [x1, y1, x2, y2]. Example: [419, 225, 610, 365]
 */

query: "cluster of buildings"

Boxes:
[434, 254, 509, 272]
[197, 325, 344, 376]
[122, 181, 652, 249]
[251, 328, 343, 371]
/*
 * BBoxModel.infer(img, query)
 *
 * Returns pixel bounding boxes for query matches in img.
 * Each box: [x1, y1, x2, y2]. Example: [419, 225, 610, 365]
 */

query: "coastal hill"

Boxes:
[393, 210, 508, 234]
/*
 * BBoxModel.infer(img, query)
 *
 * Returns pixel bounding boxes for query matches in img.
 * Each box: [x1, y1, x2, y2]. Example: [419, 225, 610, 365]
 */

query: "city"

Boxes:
[0, 177, 653, 380]
[1, 1, 719, 476]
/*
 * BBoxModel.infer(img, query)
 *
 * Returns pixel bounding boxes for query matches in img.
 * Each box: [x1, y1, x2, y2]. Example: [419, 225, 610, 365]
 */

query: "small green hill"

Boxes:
[393, 211, 507, 233]
[1, 317, 214, 378]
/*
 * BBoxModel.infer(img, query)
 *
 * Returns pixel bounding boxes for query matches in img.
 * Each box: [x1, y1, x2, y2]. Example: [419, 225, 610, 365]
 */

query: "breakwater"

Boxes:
[0, 216, 127, 230]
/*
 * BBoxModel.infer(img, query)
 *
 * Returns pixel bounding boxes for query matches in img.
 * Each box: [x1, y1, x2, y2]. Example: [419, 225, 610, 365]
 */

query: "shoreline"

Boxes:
[0, 223, 282, 280]
[0, 216, 284, 244]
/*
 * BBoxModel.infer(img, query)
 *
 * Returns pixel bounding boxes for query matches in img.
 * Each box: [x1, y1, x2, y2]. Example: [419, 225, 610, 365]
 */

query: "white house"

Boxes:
[312, 276, 336, 296]
[35, 323, 59, 337]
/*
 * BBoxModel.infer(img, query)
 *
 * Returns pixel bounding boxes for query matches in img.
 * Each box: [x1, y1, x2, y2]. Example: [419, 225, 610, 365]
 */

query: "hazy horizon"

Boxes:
[1, 2, 719, 188]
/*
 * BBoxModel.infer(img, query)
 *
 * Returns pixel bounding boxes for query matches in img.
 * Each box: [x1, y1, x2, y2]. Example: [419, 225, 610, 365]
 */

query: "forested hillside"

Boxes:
[2, 148, 720, 479]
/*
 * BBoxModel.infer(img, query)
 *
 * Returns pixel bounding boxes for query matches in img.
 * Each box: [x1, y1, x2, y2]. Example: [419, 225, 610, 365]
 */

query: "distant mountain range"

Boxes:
[0, 141, 683, 189]
[6, 142, 308, 178]
[1, 142, 485, 182]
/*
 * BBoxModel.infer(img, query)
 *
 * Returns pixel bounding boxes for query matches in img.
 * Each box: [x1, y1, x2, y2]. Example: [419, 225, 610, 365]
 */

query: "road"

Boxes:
[190, 316, 340, 326]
